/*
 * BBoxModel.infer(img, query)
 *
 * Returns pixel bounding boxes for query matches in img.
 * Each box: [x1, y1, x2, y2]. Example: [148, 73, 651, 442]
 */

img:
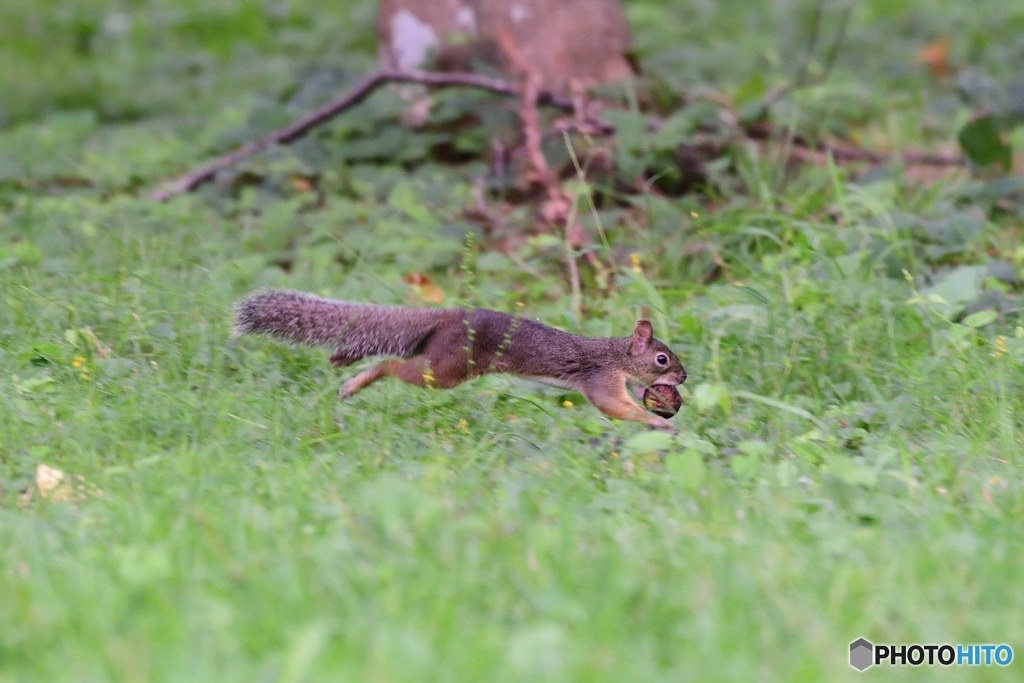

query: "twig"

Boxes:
[804, 142, 963, 166]
[152, 68, 572, 201]
[495, 29, 590, 311]
[745, 123, 965, 165]
[495, 30, 558, 190]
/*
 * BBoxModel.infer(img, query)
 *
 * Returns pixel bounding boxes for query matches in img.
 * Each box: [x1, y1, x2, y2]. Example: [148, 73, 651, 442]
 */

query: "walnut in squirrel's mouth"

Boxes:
[643, 384, 683, 418]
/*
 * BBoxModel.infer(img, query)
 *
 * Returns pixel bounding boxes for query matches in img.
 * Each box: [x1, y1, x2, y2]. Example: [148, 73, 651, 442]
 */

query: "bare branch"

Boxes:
[746, 122, 965, 166]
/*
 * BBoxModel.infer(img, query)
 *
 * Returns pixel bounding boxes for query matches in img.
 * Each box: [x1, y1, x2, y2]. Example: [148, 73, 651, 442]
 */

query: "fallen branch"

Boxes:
[745, 122, 964, 166]
[153, 63, 965, 202]
[804, 141, 964, 166]
[152, 68, 573, 201]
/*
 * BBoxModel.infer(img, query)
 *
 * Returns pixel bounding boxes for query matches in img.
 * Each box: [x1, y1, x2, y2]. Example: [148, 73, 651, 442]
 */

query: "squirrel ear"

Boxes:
[631, 319, 654, 355]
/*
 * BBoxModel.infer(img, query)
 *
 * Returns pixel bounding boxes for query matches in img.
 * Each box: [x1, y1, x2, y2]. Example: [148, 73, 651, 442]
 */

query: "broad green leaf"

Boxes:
[666, 451, 706, 493]
[693, 383, 730, 414]
[922, 265, 986, 317]
[958, 115, 1011, 171]
[624, 431, 674, 453]
[824, 454, 878, 488]
[476, 252, 512, 273]
[30, 342, 64, 362]
[962, 309, 998, 328]
[15, 375, 56, 394]
[729, 454, 760, 481]
[677, 433, 717, 455]
[737, 440, 772, 458]
[733, 72, 766, 106]
[733, 390, 825, 430]
[527, 234, 562, 249]
[736, 285, 770, 305]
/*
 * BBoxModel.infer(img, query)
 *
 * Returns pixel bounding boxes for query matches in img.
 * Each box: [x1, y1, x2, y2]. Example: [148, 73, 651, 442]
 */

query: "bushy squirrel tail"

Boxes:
[233, 289, 455, 365]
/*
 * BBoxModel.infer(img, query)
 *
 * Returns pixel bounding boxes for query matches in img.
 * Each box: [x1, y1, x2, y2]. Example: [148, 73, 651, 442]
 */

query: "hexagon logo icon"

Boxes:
[850, 638, 874, 671]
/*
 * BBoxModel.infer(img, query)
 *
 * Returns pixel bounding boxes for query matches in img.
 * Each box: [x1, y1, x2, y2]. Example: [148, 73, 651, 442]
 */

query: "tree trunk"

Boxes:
[378, 0, 635, 93]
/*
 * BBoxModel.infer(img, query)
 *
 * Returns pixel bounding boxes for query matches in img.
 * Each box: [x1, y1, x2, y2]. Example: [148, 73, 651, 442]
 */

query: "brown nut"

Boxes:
[643, 384, 682, 418]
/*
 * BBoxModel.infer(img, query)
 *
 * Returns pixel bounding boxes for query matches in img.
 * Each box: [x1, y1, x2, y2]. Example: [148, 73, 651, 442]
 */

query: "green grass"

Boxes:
[3, 0, 1024, 681]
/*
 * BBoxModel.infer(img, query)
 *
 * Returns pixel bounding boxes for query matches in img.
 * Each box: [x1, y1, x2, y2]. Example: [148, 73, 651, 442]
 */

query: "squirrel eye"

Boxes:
[656, 353, 668, 366]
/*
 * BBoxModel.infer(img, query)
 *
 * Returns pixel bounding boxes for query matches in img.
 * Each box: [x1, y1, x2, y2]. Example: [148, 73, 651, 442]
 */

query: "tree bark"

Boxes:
[378, 0, 635, 92]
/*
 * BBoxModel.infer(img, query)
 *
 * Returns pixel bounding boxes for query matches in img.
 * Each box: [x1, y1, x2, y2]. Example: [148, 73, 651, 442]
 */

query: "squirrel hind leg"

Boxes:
[389, 355, 467, 390]
[340, 362, 394, 400]
[338, 356, 466, 401]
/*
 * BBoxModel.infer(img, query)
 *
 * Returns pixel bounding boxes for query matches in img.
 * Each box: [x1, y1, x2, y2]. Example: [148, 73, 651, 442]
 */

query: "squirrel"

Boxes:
[233, 289, 687, 431]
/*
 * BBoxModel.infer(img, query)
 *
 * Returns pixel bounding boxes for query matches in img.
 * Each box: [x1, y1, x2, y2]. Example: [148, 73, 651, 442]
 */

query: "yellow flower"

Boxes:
[72, 355, 86, 368]
[457, 418, 469, 434]
[629, 253, 642, 274]
[562, 400, 574, 408]
[993, 335, 1007, 358]
[80, 372, 91, 381]
[690, 211, 699, 218]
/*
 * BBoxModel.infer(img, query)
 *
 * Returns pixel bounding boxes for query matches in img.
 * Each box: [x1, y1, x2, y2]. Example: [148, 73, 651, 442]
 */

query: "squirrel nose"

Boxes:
[655, 369, 686, 386]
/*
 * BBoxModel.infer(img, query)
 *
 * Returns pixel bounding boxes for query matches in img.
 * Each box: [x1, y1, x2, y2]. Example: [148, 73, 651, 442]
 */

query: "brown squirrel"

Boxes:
[233, 289, 687, 431]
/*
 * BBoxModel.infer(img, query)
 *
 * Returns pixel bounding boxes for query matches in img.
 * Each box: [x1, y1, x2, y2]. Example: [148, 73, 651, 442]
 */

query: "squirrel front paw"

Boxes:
[339, 379, 358, 401]
[648, 416, 678, 434]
